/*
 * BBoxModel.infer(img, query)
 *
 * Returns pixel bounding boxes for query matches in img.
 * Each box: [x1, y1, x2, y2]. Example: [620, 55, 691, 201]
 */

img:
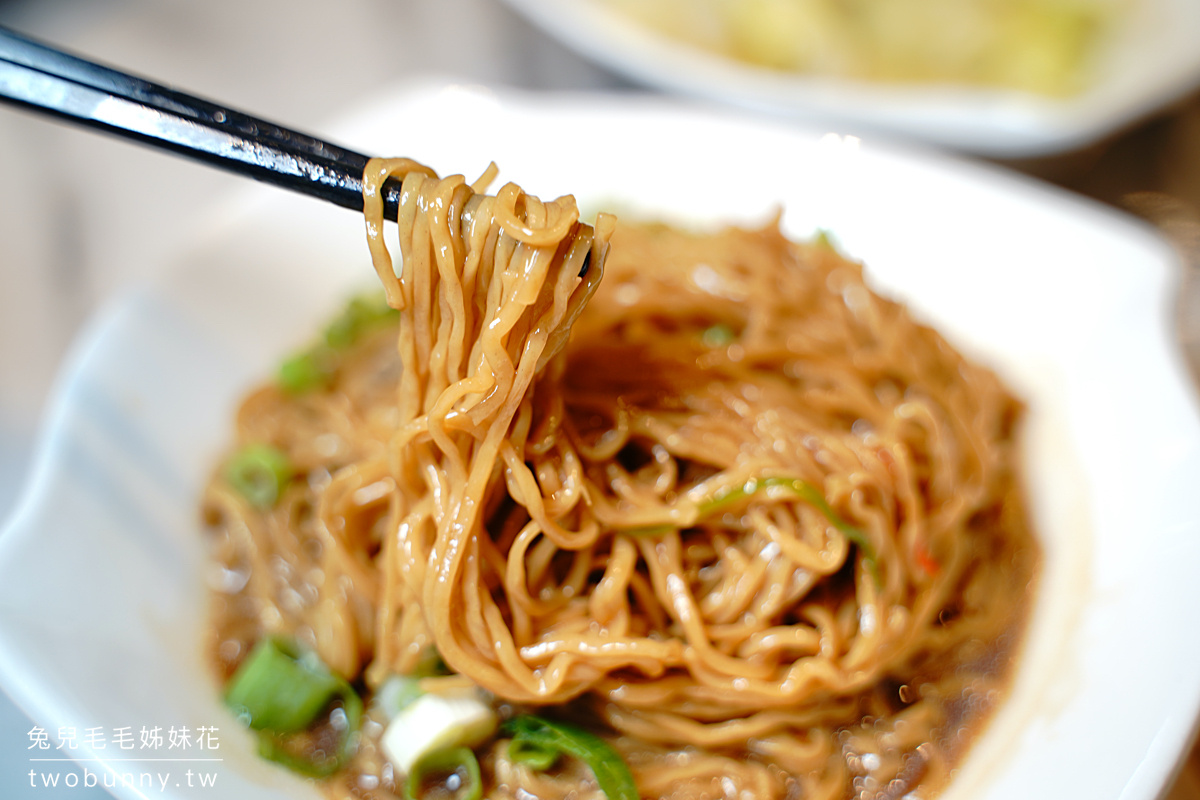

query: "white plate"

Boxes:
[500, 0, 1200, 156]
[1, 81, 1198, 800]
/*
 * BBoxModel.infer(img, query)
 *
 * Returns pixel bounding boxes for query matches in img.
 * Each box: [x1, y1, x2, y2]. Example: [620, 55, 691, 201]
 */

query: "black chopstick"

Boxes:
[0, 26, 402, 221]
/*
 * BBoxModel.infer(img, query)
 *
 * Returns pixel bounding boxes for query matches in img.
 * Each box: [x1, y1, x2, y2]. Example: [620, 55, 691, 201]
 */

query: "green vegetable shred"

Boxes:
[617, 475, 878, 582]
[223, 444, 292, 509]
[504, 715, 637, 800]
[700, 476, 878, 578]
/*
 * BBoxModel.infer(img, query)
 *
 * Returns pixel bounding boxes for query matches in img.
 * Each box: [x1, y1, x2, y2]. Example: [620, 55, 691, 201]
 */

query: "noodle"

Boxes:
[203, 162, 1039, 800]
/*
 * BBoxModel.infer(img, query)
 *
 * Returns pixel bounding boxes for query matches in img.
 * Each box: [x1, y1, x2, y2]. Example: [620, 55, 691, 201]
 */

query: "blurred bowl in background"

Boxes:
[500, 0, 1200, 156]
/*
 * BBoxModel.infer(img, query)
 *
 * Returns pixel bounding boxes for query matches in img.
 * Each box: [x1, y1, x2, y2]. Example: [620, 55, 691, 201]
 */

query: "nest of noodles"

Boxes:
[204, 165, 1039, 800]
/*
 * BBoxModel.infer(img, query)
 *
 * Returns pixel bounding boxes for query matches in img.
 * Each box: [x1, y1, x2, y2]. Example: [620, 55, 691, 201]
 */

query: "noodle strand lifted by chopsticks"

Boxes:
[360, 158, 613, 700]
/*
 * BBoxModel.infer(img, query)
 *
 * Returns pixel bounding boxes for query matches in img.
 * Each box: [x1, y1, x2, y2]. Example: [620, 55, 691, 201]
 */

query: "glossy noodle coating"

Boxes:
[204, 164, 1038, 800]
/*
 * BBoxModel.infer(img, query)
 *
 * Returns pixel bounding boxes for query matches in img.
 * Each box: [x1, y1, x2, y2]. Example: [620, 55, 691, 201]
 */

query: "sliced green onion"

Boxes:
[405, 746, 482, 800]
[381, 691, 497, 774]
[503, 715, 637, 800]
[375, 647, 450, 720]
[813, 229, 837, 250]
[377, 674, 424, 719]
[224, 637, 362, 776]
[225, 637, 341, 730]
[223, 445, 292, 509]
[507, 736, 559, 771]
[278, 344, 337, 394]
[698, 476, 880, 582]
[277, 291, 397, 394]
[700, 323, 736, 348]
[324, 291, 399, 349]
[413, 646, 451, 677]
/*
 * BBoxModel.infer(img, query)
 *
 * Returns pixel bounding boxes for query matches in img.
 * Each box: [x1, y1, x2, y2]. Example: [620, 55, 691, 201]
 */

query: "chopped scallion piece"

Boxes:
[701, 323, 736, 348]
[381, 691, 497, 774]
[507, 736, 559, 771]
[503, 715, 637, 800]
[223, 444, 292, 509]
[377, 674, 424, 720]
[277, 291, 397, 395]
[224, 637, 362, 777]
[278, 344, 337, 394]
[224, 637, 341, 731]
[324, 292, 399, 349]
[405, 746, 482, 800]
[413, 646, 451, 677]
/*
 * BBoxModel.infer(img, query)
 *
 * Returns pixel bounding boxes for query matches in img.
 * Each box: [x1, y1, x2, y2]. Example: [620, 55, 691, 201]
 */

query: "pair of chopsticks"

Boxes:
[0, 25, 402, 220]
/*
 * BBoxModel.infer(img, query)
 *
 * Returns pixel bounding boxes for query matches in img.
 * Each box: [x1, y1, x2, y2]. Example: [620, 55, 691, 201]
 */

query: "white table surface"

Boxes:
[0, 1, 626, 796]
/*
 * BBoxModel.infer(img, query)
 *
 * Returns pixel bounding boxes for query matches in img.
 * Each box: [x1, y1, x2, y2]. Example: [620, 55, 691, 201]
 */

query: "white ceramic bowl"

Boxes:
[1, 81, 1198, 799]
[500, 0, 1200, 157]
